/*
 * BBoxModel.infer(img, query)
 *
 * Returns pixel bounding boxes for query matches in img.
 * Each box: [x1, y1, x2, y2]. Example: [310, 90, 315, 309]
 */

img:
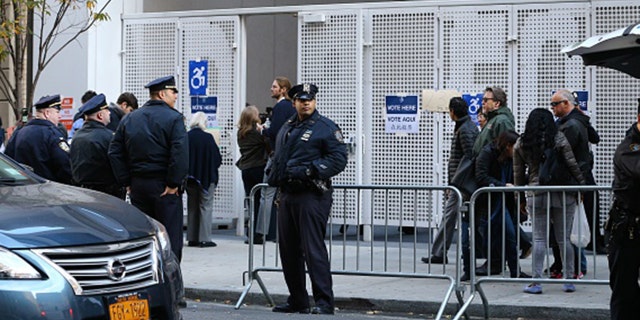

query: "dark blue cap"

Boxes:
[34, 94, 61, 110]
[288, 83, 318, 101]
[145, 75, 178, 93]
[78, 93, 108, 116]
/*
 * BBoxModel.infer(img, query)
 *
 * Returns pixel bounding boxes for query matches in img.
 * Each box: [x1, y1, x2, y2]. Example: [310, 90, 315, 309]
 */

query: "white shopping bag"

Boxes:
[570, 201, 591, 248]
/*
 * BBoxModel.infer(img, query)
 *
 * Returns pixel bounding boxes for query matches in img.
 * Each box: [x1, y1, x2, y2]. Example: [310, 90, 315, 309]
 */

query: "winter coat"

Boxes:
[448, 115, 478, 183]
[473, 106, 515, 156]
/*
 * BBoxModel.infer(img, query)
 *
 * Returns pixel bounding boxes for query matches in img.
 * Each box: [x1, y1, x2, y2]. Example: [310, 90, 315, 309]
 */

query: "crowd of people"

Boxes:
[423, 87, 606, 291]
[1, 77, 637, 318]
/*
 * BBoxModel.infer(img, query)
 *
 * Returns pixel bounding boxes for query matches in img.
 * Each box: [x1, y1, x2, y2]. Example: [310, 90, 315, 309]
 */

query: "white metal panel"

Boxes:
[178, 16, 240, 221]
[592, 2, 640, 226]
[367, 8, 438, 227]
[297, 10, 362, 225]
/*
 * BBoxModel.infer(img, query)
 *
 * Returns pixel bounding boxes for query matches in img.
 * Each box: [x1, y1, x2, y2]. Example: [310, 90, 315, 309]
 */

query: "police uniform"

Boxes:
[268, 84, 348, 314]
[5, 95, 72, 184]
[70, 94, 123, 199]
[606, 110, 640, 320]
[108, 75, 188, 261]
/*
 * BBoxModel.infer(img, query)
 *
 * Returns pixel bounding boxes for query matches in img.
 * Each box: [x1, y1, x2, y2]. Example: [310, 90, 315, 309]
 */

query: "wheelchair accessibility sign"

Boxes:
[189, 60, 208, 96]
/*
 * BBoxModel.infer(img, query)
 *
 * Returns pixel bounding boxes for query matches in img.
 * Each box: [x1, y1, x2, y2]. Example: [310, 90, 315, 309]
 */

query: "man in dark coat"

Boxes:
[268, 83, 347, 315]
[70, 94, 123, 199]
[422, 97, 478, 266]
[109, 75, 188, 261]
[5, 94, 72, 184]
[186, 112, 222, 248]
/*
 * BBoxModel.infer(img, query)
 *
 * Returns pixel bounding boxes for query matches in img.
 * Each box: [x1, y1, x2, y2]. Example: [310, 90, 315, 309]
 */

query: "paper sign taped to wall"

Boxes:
[422, 89, 461, 112]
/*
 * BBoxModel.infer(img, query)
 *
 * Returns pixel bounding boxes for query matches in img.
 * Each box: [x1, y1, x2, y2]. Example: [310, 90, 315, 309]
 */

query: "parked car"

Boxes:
[0, 152, 183, 320]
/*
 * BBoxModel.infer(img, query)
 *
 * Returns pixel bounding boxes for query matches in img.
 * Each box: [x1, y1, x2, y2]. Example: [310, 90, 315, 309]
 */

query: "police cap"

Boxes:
[288, 83, 318, 101]
[78, 93, 108, 116]
[34, 94, 61, 110]
[145, 75, 178, 93]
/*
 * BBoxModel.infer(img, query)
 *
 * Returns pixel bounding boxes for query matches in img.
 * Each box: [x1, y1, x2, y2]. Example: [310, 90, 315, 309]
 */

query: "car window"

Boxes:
[0, 154, 38, 185]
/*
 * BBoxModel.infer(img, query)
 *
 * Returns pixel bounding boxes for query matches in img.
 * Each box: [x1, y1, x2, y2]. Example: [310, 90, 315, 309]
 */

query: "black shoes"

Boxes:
[187, 241, 217, 248]
[475, 262, 503, 275]
[311, 305, 335, 315]
[271, 303, 310, 314]
[421, 255, 448, 264]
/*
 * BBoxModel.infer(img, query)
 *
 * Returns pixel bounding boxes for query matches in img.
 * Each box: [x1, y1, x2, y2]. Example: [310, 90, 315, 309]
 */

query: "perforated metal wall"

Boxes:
[122, 17, 240, 221]
[297, 11, 362, 224]
[592, 1, 640, 226]
[367, 8, 437, 226]
[179, 17, 240, 221]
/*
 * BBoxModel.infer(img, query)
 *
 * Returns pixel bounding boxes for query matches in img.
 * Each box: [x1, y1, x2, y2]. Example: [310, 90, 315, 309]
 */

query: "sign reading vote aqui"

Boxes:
[189, 60, 208, 96]
[386, 95, 419, 134]
[191, 96, 218, 129]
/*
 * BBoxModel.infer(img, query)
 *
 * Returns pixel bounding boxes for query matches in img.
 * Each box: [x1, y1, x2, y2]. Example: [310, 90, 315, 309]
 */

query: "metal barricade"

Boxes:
[236, 184, 467, 320]
[453, 185, 611, 320]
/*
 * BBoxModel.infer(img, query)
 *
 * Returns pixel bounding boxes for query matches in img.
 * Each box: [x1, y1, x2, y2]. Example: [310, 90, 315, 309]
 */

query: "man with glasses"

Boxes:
[5, 94, 72, 184]
[109, 75, 188, 262]
[472, 87, 515, 156]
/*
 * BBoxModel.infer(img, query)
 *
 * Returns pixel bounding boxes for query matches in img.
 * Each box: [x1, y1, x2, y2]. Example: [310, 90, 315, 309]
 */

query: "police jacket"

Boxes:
[108, 99, 188, 188]
[70, 120, 117, 186]
[557, 108, 594, 174]
[267, 110, 347, 191]
[4, 119, 72, 184]
[187, 127, 222, 192]
[612, 123, 640, 215]
[448, 115, 478, 183]
[473, 106, 515, 156]
[107, 104, 125, 131]
[262, 98, 295, 151]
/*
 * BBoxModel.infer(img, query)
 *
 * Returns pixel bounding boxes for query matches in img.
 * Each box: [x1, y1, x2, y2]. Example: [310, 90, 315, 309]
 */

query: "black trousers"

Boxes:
[130, 177, 184, 262]
[277, 190, 333, 309]
[608, 234, 640, 320]
[242, 165, 265, 236]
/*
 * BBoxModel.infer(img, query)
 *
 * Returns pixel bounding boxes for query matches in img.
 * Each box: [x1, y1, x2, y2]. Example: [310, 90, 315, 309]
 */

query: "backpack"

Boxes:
[538, 147, 577, 186]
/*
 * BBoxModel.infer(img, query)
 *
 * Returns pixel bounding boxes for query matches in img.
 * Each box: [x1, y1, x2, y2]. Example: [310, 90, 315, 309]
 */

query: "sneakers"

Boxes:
[562, 283, 576, 293]
[523, 283, 542, 294]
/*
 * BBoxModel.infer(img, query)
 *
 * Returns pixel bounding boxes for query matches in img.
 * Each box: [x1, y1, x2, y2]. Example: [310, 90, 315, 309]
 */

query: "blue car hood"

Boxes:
[0, 181, 155, 249]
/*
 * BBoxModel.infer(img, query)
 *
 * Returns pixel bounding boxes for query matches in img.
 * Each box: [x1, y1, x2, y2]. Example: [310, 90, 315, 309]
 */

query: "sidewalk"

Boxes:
[180, 229, 610, 319]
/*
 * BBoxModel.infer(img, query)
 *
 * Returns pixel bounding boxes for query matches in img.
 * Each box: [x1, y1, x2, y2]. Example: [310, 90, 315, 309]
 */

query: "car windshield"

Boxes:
[0, 154, 38, 185]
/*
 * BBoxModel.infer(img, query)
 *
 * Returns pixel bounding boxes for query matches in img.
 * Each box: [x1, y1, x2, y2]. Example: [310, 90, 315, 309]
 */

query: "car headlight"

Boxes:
[0, 247, 42, 279]
[150, 219, 172, 260]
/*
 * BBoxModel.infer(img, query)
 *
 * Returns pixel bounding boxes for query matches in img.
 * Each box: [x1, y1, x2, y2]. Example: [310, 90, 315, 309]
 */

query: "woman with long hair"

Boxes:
[513, 108, 585, 294]
[236, 105, 268, 243]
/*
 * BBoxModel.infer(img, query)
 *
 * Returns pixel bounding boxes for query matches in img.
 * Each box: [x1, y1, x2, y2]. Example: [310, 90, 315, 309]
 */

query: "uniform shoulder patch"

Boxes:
[58, 140, 70, 153]
[630, 143, 640, 152]
[334, 130, 344, 143]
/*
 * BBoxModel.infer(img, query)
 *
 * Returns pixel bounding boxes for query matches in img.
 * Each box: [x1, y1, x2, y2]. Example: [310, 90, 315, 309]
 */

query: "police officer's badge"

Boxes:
[334, 130, 344, 143]
[630, 143, 640, 152]
[58, 140, 70, 153]
[301, 130, 312, 141]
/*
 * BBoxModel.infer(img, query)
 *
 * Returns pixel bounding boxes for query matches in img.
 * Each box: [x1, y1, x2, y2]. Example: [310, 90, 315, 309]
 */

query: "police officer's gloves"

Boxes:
[286, 166, 315, 181]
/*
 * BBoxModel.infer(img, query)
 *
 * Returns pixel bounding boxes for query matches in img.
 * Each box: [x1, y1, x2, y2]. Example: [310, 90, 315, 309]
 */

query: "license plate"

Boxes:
[108, 292, 149, 320]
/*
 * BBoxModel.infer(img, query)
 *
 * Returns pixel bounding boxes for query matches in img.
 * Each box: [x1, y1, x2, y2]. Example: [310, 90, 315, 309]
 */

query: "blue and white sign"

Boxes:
[574, 90, 588, 111]
[191, 96, 218, 129]
[189, 60, 208, 96]
[462, 93, 483, 127]
[385, 95, 419, 134]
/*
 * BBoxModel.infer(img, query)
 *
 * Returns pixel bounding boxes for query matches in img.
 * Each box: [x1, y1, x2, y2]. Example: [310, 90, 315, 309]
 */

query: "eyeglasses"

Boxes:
[481, 97, 495, 102]
[550, 100, 567, 107]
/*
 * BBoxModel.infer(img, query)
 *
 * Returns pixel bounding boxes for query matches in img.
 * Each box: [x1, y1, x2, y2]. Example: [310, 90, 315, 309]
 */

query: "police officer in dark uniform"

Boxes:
[267, 83, 347, 315]
[70, 94, 123, 199]
[108, 75, 188, 261]
[5, 94, 72, 184]
[606, 101, 640, 320]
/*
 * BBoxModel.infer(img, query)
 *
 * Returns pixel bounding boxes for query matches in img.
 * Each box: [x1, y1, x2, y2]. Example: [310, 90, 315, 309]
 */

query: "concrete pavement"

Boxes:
[180, 228, 610, 319]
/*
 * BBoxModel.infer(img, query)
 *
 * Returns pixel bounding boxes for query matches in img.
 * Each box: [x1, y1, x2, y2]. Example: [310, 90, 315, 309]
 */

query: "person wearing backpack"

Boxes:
[513, 108, 585, 294]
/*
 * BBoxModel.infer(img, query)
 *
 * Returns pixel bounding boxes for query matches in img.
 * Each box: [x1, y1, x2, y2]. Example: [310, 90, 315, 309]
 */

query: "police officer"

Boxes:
[70, 94, 123, 199]
[267, 83, 347, 315]
[5, 94, 72, 184]
[108, 75, 188, 261]
[606, 101, 640, 320]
